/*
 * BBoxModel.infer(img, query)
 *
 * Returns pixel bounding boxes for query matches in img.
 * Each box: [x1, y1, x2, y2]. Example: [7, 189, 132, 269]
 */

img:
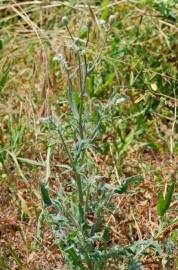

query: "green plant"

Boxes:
[38, 19, 162, 269]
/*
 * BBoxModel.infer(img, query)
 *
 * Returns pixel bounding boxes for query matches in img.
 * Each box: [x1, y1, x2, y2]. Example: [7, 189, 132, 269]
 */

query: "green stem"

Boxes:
[78, 54, 84, 140]
[57, 126, 84, 220]
[79, 55, 88, 139]
[73, 168, 84, 206]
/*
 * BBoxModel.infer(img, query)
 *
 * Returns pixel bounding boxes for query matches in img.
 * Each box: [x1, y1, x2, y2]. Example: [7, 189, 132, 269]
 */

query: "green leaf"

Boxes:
[102, 226, 110, 242]
[115, 175, 144, 194]
[35, 211, 45, 247]
[94, 73, 115, 96]
[0, 39, 3, 50]
[65, 245, 82, 267]
[157, 181, 176, 216]
[164, 181, 176, 210]
[41, 184, 52, 207]
[129, 259, 143, 270]
[101, 0, 110, 8]
[130, 71, 134, 86]
[70, 0, 77, 6]
[157, 192, 165, 216]
[18, 157, 45, 167]
[119, 128, 136, 155]
[129, 239, 162, 256]
[9, 247, 24, 269]
[80, 25, 88, 39]
[68, 77, 79, 118]
[0, 64, 11, 94]
[87, 75, 95, 97]
[0, 257, 10, 270]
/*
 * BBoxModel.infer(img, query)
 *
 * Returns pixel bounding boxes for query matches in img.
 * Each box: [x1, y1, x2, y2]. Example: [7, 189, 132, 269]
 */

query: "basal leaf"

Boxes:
[157, 192, 166, 216]
[157, 181, 176, 216]
[164, 181, 176, 211]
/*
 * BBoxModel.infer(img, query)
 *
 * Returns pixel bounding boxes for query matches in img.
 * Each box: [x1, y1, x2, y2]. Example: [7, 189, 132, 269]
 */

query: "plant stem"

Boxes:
[78, 54, 84, 140]
[57, 126, 84, 219]
[78, 54, 87, 140]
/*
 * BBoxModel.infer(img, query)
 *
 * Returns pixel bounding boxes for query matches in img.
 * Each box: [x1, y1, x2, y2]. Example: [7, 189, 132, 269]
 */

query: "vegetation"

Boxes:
[0, 1, 177, 269]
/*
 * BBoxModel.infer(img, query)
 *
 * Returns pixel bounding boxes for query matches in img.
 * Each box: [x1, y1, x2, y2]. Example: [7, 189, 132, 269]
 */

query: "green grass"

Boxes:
[0, 1, 177, 269]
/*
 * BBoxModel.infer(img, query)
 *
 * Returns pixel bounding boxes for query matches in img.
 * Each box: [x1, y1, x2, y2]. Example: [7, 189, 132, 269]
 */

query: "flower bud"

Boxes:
[108, 14, 116, 25]
[74, 37, 80, 46]
[87, 20, 92, 29]
[98, 19, 105, 26]
[61, 16, 69, 26]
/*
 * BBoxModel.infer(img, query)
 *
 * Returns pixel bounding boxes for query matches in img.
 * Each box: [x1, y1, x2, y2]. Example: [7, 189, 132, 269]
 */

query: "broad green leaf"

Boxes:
[157, 181, 176, 216]
[164, 181, 176, 210]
